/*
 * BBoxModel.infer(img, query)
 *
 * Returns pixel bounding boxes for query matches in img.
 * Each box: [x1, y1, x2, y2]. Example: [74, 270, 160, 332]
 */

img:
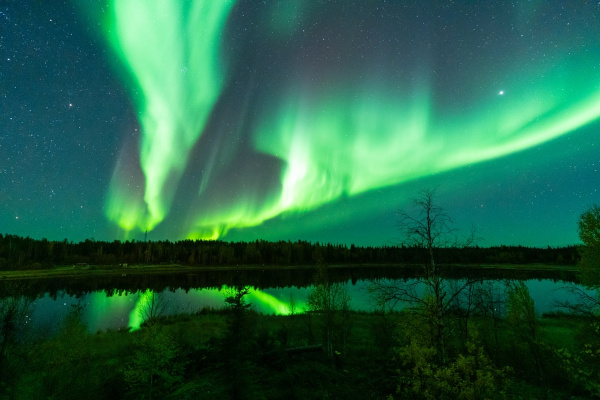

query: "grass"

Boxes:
[540, 311, 592, 351]
[4, 305, 599, 399]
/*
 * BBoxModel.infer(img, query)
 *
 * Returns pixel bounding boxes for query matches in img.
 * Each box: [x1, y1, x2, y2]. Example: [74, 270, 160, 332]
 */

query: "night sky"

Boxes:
[1, 1, 599, 247]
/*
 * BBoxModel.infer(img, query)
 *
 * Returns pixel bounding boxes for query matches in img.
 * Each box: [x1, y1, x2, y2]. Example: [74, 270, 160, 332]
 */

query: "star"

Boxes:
[2, 1, 597, 247]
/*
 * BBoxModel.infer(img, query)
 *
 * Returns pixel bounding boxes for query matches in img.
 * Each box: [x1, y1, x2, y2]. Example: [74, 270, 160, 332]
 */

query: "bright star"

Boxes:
[499, 90, 504, 95]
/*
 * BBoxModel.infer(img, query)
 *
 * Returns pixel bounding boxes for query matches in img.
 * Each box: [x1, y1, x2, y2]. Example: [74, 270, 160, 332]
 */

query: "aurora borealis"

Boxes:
[2, 1, 599, 246]
[102, 1, 236, 233]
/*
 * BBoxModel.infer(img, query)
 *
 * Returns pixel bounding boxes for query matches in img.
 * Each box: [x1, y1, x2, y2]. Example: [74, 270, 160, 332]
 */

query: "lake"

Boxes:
[19, 277, 596, 333]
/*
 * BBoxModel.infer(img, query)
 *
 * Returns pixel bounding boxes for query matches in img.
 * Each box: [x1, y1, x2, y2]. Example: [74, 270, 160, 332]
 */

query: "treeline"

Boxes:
[0, 233, 579, 270]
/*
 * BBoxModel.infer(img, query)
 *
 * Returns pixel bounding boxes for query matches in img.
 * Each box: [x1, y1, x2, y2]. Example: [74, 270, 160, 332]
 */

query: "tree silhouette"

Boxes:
[371, 188, 476, 364]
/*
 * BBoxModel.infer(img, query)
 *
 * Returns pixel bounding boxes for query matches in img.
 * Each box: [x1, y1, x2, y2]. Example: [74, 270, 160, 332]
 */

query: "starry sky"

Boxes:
[1, 1, 599, 247]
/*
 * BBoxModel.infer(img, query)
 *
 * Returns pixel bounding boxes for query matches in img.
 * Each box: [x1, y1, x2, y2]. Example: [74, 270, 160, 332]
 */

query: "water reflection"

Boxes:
[27, 278, 596, 333]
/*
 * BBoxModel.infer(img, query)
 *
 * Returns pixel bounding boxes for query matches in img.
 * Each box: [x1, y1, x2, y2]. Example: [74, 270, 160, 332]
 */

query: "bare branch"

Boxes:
[556, 282, 600, 319]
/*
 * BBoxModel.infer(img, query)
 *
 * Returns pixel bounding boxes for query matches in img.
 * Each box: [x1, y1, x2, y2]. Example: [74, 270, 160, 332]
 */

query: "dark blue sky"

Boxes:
[1, 1, 599, 246]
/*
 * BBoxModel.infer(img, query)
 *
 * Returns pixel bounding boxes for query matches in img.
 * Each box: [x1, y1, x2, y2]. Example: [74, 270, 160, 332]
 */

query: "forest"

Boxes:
[0, 201, 598, 399]
[0, 233, 579, 271]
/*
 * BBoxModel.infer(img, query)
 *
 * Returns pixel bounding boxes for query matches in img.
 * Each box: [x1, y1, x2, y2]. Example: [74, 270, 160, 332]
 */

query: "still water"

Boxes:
[24, 278, 596, 333]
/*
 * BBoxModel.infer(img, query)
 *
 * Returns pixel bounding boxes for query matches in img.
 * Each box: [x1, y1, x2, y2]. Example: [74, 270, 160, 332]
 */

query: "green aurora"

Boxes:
[87, 1, 600, 243]
[101, 0, 236, 233]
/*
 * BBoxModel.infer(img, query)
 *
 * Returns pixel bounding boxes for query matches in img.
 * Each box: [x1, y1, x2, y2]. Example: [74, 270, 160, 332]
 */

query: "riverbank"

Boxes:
[0, 262, 580, 281]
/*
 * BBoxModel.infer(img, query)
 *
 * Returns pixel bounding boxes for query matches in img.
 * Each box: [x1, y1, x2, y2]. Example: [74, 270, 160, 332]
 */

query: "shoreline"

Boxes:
[0, 262, 580, 281]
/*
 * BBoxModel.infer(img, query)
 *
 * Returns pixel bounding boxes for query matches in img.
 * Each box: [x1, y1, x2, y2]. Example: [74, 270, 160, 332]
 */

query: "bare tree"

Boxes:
[449, 279, 482, 342]
[397, 188, 454, 275]
[370, 188, 477, 364]
[138, 290, 167, 326]
[472, 281, 506, 360]
[557, 283, 600, 318]
[307, 264, 352, 359]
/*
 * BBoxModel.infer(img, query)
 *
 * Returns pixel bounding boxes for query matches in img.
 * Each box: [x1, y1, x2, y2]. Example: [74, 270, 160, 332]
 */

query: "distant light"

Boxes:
[499, 90, 504, 95]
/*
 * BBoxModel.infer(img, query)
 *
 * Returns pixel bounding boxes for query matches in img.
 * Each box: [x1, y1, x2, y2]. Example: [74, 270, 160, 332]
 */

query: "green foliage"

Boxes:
[506, 282, 538, 343]
[123, 325, 185, 400]
[555, 322, 600, 397]
[505, 282, 549, 382]
[578, 205, 600, 287]
[555, 346, 600, 397]
[579, 206, 600, 248]
[36, 304, 98, 400]
[3, 305, 600, 399]
[396, 338, 510, 400]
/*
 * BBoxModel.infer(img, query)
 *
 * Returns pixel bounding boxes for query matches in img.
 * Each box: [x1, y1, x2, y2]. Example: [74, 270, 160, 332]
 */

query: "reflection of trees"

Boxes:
[0, 282, 32, 390]
[1, 263, 580, 303]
